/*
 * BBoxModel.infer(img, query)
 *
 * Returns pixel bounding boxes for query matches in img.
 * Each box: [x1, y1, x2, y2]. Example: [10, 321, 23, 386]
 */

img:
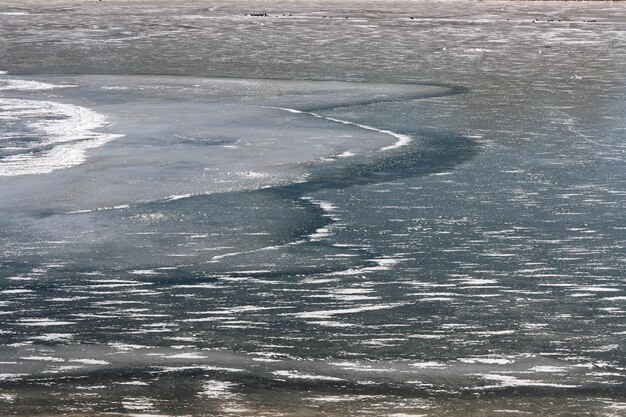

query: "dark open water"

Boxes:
[0, 1, 624, 415]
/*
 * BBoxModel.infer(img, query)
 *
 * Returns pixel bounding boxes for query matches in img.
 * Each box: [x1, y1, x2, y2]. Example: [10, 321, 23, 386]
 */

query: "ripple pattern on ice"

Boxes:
[0, 97, 122, 176]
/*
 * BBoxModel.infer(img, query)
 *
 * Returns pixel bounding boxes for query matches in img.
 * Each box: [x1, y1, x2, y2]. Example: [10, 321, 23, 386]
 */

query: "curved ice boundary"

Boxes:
[300, 196, 340, 242]
[271, 106, 411, 152]
[0, 98, 122, 176]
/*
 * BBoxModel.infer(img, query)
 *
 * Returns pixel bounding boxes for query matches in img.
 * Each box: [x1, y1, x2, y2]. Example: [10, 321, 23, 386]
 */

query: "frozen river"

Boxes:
[0, 1, 624, 416]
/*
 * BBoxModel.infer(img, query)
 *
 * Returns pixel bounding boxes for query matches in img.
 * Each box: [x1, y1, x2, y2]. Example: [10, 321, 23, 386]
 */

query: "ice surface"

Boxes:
[0, 0, 624, 416]
[0, 96, 122, 176]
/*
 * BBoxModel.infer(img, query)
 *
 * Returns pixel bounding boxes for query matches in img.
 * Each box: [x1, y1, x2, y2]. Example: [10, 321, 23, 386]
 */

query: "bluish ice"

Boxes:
[0, 1, 624, 416]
